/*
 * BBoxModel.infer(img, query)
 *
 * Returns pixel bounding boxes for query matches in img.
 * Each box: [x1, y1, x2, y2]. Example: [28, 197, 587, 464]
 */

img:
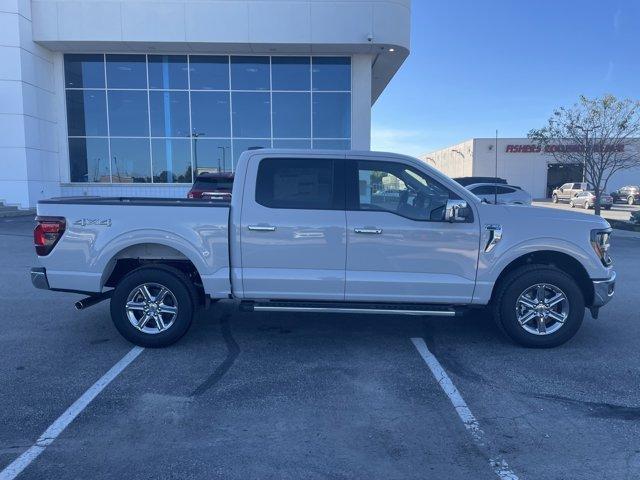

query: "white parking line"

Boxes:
[410, 338, 519, 480]
[0, 346, 144, 480]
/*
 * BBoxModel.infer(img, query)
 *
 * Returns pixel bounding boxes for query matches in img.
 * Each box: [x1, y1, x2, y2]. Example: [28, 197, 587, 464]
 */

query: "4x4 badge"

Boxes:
[74, 218, 112, 227]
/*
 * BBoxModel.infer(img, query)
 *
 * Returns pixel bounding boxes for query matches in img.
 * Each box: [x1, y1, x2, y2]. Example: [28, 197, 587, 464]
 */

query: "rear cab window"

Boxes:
[255, 158, 344, 210]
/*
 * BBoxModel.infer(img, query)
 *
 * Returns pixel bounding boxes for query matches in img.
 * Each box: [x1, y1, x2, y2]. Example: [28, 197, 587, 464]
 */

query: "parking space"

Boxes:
[1, 215, 640, 479]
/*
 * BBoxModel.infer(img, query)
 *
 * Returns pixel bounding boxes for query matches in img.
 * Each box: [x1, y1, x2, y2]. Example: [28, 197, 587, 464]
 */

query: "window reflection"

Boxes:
[193, 138, 232, 174]
[148, 55, 188, 90]
[149, 91, 190, 137]
[152, 139, 192, 183]
[231, 56, 270, 90]
[66, 90, 107, 136]
[110, 138, 151, 183]
[190, 92, 230, 137]
[233, 139, 271, 169]
[106, 54, 147, 89]
[108, 91, 149, 137]
[312, 57, 350, 91]
[64, 54, 105, 88]
[313, 92, 350, 139]
[232, 92, 270, 138]
[189, 56, 229, 90]
[272, 92, 310, 138]
[69, 138, 110, 182]
[272, 57, 310, 91]
[65, 54, 351, 183]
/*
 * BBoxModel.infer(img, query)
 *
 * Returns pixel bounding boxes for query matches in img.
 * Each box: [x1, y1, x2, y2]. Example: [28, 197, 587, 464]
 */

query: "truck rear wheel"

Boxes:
[493, 265, 585, 348]
[110, 265, 196, 348]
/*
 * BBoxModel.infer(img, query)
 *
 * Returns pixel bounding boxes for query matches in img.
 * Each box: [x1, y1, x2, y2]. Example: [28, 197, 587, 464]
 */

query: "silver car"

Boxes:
[569, 191, 613, 210]
[466, 183, 532, 205]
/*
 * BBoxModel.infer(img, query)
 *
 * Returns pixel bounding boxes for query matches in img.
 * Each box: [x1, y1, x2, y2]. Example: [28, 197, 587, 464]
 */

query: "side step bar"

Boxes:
[240, 301, 461, 317]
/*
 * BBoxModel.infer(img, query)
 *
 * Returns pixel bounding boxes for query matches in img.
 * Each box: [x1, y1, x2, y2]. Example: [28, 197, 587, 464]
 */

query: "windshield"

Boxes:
[193, 177, 233, 191]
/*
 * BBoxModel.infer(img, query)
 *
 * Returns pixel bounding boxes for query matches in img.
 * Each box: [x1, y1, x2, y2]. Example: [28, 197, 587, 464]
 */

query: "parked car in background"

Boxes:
[465, 183, 532, 205]
[453, 176, 507, 187]
[552, 182, 589, 203]
[610, 185, 640, 205]
[569, 191, 613, 210]
[187, 172, 234, 201]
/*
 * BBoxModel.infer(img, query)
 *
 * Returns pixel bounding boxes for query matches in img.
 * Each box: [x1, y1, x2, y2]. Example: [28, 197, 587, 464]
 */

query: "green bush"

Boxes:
[632, 211, 640, 224]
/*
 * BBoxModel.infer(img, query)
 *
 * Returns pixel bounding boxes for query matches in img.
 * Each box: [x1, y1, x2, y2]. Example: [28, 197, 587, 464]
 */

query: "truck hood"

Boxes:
[477, 203, 611, 231]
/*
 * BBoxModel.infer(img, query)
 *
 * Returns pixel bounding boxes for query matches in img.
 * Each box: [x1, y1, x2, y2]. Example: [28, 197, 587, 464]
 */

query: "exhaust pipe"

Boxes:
[75, 290, 113, 310]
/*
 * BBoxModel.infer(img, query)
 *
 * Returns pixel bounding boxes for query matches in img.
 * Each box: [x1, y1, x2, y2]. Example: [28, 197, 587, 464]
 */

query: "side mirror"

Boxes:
[445, 199, 469, 222]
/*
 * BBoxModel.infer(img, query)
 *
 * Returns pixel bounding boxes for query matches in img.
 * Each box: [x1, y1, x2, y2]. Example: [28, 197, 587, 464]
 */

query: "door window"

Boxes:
[255, 158, 343, 210]
[350, 161, 453, 221]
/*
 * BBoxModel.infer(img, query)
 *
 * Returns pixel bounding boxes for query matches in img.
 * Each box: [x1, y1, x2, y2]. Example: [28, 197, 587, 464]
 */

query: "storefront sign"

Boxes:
[505, 144, 625, 153]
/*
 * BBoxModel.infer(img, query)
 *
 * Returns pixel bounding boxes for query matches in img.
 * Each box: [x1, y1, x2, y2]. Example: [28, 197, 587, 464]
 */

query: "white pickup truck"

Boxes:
[31, 149, 616, 348]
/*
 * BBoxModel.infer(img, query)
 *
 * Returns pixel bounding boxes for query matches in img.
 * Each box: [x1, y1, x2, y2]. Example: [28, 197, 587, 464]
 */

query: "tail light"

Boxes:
[34, 216, 66, 256]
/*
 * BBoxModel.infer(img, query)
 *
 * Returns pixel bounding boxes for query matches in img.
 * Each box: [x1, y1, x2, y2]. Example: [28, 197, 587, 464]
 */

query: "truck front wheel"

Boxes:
[110, 265, 196, 348]
[493, 265, 585, 348]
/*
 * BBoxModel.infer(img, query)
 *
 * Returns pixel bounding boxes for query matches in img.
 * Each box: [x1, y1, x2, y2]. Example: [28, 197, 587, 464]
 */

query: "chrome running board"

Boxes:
[241, 301, 459, 317]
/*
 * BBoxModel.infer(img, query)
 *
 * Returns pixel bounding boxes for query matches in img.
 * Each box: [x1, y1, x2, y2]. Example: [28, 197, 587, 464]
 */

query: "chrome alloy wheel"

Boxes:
[125, 283, 178, 334]
[516, 283, 569, 336]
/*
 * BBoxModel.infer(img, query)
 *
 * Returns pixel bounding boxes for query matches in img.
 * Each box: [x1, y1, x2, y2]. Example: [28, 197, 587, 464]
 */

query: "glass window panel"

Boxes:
[271, 57, 310, 91]
[189, 56, 229, 90]
[190, 92, 230, 138]
[152, 139, 192, 183]
[64, 54, 105, 88]
[110, 138, 151, 183]
[273, 139, 311, 149]
[313, 139, 350, 150]
[66, 90, 108, 136]
[256, 158, 334, 210]
[69, 138, 110, 182]
[148, 55, 188, 89]
[106, 54, 147, 89]
[193, 138, 232, 174]
[232, 92, 270, 138]
[312, 57, 350, 91]
[108, 91, 149, 137]
[356, 161, 451, 221]
[149, 90, 190, 137]
[230, 56, 270, 90]
[272, 92, 310, 138]
[313, 92, 350, 138]
[233, 139, 271, 169]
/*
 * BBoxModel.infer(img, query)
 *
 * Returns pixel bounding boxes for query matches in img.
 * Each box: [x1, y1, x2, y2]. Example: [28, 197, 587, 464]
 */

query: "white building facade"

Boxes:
[1, 0, 410, 208]
[423, 138, 640, 199]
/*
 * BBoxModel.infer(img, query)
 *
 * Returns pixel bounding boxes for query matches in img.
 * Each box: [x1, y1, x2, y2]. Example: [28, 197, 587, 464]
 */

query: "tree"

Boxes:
[528, 95, 640, 215]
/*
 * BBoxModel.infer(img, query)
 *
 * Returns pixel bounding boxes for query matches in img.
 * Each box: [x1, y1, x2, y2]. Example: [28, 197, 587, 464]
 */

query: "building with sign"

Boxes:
[0, 0, 410, 208]
[422, 138, 640, 199]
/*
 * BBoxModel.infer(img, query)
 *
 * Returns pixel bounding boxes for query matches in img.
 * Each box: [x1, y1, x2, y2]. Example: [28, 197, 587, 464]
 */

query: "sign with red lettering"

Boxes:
[505, 144, 625, 153]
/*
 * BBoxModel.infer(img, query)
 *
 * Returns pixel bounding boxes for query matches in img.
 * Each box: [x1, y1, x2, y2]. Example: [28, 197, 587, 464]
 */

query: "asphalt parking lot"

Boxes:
[1, 215, 640, 480]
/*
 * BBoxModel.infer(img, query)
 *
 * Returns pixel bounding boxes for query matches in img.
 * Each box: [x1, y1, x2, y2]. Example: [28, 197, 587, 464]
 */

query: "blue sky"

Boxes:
[371, 0, 640, 156]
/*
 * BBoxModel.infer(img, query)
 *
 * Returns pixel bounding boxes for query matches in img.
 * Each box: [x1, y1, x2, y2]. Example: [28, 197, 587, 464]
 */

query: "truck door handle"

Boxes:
[248, 225, 276, 232]
[354, 228, 382, 234]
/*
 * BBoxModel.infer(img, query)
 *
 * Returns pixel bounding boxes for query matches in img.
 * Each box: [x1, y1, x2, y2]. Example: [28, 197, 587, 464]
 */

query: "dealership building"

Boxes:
[422, 138, 640, 199]
[0, 0, 410, 208]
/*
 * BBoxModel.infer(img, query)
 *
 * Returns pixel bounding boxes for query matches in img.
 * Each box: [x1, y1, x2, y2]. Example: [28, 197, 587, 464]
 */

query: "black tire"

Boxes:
[493, 265, 585, 348]
[584, 201, 590, 210]
[552, 194, 558, 203]
[628, 196, 635, 206]
[110, 265, 197, 348]
[604, 206, 611, 210]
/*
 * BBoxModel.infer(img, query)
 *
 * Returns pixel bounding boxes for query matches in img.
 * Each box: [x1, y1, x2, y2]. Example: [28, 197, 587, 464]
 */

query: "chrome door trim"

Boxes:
[354, 228, 383, 234]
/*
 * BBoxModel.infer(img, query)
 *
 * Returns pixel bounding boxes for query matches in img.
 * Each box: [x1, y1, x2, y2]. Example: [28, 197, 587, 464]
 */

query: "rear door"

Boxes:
[239, 156, 346, 300]
[344, 158, 480, 304]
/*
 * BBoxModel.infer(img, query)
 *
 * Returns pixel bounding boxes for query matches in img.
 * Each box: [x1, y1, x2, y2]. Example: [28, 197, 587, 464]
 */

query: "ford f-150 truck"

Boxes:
[31, 150, 616, 348]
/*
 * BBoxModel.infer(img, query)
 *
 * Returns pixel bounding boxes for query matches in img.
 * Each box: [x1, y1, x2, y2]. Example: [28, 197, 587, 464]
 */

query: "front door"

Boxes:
[240, 156, 346, 300]
[344, 159, 480, 304]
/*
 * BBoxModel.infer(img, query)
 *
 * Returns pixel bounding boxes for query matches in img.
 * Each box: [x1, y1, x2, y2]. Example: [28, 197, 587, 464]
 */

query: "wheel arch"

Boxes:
[490, 250, 594, 306]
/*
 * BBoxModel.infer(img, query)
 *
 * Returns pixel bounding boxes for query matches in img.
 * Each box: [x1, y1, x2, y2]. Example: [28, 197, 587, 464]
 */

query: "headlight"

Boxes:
[591, 229, 612, 266]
